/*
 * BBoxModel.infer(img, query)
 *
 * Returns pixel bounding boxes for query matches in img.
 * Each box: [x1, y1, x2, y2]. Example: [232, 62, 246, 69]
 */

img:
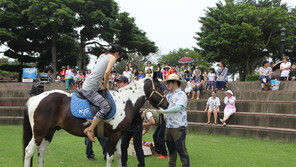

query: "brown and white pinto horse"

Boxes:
[23, 76, 168, 167]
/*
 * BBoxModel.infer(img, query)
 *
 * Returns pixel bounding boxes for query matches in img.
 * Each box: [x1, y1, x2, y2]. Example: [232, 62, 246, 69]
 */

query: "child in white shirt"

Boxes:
[208, 68, 216, 90]
[185, 77, 194, 96]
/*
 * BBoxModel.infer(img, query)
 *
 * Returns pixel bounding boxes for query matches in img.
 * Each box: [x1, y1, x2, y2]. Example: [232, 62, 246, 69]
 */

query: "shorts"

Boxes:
[281, 77, 287, 81]
[208, 108, 219, 112]
[193, 85, 203, 92]
[259, 75, 270, 83]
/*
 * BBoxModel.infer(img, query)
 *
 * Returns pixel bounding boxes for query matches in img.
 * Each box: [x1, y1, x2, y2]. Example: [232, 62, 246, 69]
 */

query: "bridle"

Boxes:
[146, 78, 166, 107]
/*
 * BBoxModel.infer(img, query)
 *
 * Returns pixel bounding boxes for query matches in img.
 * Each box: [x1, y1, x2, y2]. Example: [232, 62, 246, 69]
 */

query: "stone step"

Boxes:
[0, 82, 73, 91]
[187, 99, 296, 114]
[0, 106, 26, 116]
[227, 81, 296, 91]
[188, 122, 296, 142]
[0, 116, 23, 125]
[0, 90, 75, 97]
[0, 97, 28, 106]
[0, 91, 30, 97]
[187, 111, 296, 129]
[199, 90, 296, 101]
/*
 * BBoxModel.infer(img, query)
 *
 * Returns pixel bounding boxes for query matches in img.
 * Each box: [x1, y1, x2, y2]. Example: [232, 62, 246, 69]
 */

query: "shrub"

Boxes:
[246, 74, 260, 81]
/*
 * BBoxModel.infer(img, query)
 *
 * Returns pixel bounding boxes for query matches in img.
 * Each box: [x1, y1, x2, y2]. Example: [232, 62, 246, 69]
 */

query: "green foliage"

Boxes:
[0, 58, 18, 77]
[196, 0, 296, 81]
[158, 48, 211, 70]
[246, 74, 260, 81]
[0, 0, 157, 80]
[113, 54, 148, 73]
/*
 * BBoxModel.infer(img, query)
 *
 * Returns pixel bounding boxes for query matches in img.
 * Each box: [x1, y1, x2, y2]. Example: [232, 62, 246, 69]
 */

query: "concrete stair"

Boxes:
[199, 90, 296, 101]
[188, 122, 296, 142]
[0, 106, 25, 116]
[0, 116, 23, 125]
[0, 82, 73, 125]
[188, 110, 296, 129]
[0, 97, 28, 106]
[0, 81, 296, 142]
[187, 99, 296, 114]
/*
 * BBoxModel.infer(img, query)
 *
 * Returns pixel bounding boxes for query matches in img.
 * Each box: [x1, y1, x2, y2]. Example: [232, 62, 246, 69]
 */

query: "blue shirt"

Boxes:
[166, 88, 188, 128]
[137, 74, 145, 79]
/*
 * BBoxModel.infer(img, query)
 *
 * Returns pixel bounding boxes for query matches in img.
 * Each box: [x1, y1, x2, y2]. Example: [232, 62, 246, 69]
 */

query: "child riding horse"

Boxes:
[23, 76, 168, 167]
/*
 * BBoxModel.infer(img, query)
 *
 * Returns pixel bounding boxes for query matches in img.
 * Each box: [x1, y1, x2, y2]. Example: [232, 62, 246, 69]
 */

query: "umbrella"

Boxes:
[272, 61, 282, 71]
[178, 57, 194, 64]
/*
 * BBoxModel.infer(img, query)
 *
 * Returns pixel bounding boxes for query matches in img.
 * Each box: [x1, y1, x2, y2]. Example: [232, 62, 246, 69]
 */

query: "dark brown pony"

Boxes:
[23, 75, 168, 167]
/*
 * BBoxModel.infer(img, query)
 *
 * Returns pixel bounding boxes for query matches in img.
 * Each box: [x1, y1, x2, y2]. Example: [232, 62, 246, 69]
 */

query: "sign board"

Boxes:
[22, 68, 37, 83]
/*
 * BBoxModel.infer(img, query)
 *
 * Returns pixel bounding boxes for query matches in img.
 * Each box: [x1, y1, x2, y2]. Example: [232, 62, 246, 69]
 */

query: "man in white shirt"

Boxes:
[280, 56, 291, 81]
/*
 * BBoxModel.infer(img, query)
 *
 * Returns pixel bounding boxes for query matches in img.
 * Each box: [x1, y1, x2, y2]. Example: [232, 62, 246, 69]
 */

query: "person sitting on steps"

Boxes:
[220, 90, 236, 126]
[82, 44, 123, 142]
[259, 60, 272, 91]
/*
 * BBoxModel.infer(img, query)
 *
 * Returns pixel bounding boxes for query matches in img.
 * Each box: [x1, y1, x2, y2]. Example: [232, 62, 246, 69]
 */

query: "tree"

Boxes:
[113, 54, 149, 73]
[69, 0, 119, 70]
[158, 48, 211, 70]
[0, 0, 40, 81]
[196, 0, 296, 80]
[0, 58, 18, 78]
[24, 0, 76, 79]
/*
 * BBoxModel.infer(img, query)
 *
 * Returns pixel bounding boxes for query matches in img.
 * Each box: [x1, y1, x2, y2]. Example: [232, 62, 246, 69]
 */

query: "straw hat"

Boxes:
[225, 90, 233, 96]
[162, 74, 186, 88]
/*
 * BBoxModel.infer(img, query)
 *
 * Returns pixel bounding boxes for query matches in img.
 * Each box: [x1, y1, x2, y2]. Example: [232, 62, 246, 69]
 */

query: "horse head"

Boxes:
[144, 74, 169, 110]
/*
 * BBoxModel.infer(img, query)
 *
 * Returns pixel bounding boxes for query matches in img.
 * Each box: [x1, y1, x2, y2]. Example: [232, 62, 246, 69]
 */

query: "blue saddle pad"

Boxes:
[70, 92, 116, 120]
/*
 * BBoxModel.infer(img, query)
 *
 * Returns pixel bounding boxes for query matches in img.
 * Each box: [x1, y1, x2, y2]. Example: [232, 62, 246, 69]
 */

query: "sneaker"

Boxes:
[87, 154, 95, 161]
[223, 122, 227, 126]
[153, 152, 160, 156]
[220, 118, 224, 124]
[195, 98, 199, 101]
[157, 155, 169, 159]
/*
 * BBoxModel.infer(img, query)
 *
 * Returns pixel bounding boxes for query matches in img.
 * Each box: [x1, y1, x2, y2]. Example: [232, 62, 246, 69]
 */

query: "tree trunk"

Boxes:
[77, 35, 85, 70]
[52, 36, 57, 80]
[18, 53, 23, 82]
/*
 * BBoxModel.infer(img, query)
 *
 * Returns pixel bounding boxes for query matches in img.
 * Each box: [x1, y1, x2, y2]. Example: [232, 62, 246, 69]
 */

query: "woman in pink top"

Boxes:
[220, 90, 236, 126]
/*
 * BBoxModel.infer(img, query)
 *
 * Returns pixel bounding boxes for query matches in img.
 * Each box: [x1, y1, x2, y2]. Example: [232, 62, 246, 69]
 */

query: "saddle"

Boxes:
[75, 89, 115, 120]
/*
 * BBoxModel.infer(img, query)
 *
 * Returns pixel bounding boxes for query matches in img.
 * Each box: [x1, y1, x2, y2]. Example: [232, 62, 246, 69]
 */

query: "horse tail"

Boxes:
[23, 99, 33, 166]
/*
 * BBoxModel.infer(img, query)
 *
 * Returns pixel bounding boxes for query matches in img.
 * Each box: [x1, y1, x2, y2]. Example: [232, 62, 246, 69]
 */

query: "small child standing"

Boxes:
[185, 77, 194, 96]
[208, 68, 216, 90]
[72, 71, 80, 89]
[203, 69, 208, 90]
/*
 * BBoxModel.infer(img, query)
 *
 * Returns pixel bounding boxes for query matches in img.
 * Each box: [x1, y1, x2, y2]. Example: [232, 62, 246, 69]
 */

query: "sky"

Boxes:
[115, 0, 296, 54]
[1, 0, 296, 67]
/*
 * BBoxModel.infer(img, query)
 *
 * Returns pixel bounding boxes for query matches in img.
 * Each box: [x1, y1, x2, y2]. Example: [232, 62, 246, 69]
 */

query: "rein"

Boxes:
[146, 78, 166, 106]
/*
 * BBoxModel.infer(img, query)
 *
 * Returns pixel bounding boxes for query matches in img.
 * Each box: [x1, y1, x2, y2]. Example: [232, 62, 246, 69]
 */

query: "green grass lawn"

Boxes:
[0, 125, 295, 167]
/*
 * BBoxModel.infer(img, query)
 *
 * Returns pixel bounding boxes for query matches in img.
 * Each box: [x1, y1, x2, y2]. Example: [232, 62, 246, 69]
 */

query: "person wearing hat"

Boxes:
[117, 76, 129, 88]
[158, 74, 190, 167]
[220, 90, 236, 126]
